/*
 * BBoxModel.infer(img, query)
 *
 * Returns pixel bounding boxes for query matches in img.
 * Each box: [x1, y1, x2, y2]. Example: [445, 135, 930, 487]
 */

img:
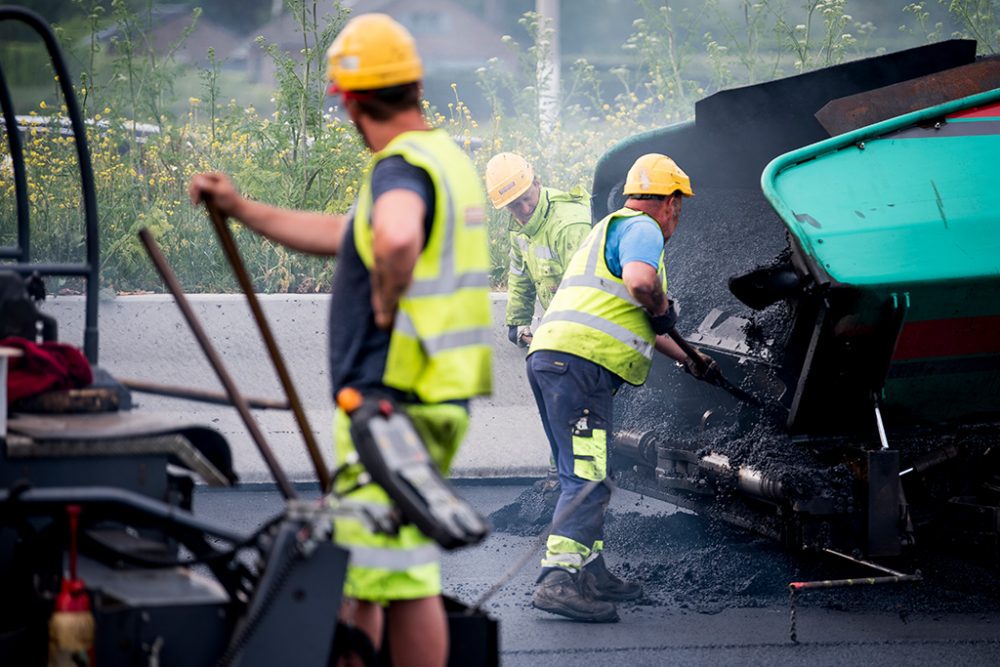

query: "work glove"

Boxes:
[649, 300, 678, 335]
[507, 325, 532, 348]
[681, 350, 720, 382]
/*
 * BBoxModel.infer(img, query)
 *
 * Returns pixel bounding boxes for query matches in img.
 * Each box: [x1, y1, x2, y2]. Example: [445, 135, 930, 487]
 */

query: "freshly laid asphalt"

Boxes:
[42, 294, 1000, 664]
[194, 482, 1000, 667]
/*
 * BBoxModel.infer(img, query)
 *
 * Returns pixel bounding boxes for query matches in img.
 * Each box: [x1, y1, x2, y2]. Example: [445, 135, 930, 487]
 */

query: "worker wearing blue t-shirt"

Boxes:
[525, 153, 718, 622]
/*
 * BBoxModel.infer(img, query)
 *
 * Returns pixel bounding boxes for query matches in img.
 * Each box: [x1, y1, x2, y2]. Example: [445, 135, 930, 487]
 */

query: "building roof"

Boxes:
[94, 5, 239, 67]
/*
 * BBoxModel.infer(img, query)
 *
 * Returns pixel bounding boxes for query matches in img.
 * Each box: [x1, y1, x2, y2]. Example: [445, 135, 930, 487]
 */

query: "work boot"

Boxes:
[541, 464, 560, 492]
[582, 554, 643, 601]
[532, 463, 561, 493]
[532, 569, 619, 623]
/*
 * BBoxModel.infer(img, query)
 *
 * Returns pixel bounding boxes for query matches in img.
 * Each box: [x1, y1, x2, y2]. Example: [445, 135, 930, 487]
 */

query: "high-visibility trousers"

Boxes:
[331, 401, 469, 603]
[526, 350, 622, 571]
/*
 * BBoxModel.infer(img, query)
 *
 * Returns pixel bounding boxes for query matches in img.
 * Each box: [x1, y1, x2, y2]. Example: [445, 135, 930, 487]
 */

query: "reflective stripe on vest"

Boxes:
[395, 310, 493, 353]
[540, 310, 653, 360]
[352, 129, 492, 402]
[397, 139, 490, 298]
[531, 208, 665, 385]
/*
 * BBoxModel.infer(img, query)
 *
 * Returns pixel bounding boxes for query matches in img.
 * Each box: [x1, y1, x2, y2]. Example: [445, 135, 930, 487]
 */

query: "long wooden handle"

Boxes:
[204, 200, 333, 493]
[138, 228, 297, 499]
[121, 378, 290, 410]
[665, 327, 710, 374]
[665, 327, 764, 408]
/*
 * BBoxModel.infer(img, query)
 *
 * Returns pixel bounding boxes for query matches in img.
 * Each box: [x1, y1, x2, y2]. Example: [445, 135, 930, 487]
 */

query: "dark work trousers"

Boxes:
[526, 349, 623, 569]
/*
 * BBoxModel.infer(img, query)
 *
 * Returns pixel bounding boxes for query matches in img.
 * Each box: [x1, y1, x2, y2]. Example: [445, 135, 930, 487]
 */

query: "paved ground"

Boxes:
[194, 482, 1000, 667]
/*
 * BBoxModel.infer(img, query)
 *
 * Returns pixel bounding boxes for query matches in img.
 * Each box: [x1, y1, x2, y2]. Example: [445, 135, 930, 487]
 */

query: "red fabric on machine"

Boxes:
[1, 337, 93, 405]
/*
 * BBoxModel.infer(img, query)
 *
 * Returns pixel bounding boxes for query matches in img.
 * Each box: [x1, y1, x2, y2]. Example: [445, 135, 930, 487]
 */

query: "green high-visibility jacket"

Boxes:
[505, 186, 592, 326]
[529, 207, 666, 385]
[353, 129, 492, 403]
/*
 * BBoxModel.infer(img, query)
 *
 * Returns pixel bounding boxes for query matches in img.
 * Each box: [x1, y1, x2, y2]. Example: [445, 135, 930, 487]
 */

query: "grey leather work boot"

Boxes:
[532, 569, 619, 623]
[541, 463, 560, 492]
[532, 462, 561, 493]
[582, 554, 643, 601]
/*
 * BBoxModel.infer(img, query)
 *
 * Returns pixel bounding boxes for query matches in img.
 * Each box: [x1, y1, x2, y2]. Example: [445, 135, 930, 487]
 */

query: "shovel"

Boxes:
[665, 327, 767, 408]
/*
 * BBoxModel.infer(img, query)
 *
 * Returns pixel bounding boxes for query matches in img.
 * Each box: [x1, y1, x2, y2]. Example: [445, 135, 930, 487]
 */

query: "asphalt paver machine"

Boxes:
[599, 39, 1000, 562]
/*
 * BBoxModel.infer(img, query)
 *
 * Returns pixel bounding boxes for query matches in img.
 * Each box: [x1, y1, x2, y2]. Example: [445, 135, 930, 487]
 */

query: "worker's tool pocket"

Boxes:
[571, 413, 607, 481]
[531, 355, 569, 376]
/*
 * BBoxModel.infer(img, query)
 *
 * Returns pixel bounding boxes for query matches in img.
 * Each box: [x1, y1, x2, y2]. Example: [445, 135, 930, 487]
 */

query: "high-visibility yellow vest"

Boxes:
[505, 186, 591, 323]
[529, 207, 666, 385]
[353, 129, 492, 402]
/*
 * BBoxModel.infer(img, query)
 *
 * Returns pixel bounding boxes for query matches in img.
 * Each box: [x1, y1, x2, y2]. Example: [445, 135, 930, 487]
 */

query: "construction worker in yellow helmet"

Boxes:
[189, 13, 490, 665]
[485, 152, 592, 491]
[524, 153, 718, 622]
[484, 153, 591, 348]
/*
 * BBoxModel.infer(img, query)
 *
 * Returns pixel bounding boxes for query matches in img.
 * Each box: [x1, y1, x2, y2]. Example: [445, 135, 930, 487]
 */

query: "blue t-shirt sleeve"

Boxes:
[605, 215, 663, 277]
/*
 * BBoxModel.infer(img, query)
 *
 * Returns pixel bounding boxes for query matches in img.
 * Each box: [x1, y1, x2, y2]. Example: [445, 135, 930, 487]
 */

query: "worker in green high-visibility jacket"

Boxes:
[485, 152, 592, 490]
[485, 152, 592, 349]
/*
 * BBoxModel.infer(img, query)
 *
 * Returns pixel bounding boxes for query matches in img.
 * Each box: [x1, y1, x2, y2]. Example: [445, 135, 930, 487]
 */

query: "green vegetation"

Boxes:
[1, 0, 997, 293]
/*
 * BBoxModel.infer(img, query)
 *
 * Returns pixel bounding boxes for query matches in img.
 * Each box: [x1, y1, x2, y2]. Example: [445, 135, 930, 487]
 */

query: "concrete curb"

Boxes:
[41, 293, 549, 483]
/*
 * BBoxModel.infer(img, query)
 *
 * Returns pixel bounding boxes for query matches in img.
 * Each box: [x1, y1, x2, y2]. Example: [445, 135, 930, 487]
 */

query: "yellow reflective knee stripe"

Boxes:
[572, 428, 608, 480]
[542, 534, 591, 570]
[541, 311, 654, 360]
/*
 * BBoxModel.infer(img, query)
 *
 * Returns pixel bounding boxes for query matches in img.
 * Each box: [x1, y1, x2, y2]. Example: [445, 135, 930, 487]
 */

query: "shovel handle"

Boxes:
[665, 328, 765, 407]
[665, 327, 710, 374]
[204, 199, 332, 494]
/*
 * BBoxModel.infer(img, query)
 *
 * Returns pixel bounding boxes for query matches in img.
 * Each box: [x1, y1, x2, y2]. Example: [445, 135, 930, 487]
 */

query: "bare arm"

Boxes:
[370, 189, 426, 329]
[189, 172, 347, 256]
[654, 335, 690, 363]
[622, 261, 695, 363]
[622, 261, 668, 315]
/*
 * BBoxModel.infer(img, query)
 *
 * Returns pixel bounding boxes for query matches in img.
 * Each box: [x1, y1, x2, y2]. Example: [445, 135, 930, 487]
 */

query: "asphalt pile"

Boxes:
[489, 484, 1000, 616]
[487, 179, 1000, 618]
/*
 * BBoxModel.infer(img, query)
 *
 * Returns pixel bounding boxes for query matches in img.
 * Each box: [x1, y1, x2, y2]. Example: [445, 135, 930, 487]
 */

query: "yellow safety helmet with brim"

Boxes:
[326, 13, 423, 94]
[623, 153, 694, 197]
[485, 152, 534, 209]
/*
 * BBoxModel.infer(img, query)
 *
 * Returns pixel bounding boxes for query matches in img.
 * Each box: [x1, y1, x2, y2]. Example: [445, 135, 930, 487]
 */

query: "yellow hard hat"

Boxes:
[623, 153, 694, 197]
[326, 13, 423, 93]
[485, 152, 534, 209]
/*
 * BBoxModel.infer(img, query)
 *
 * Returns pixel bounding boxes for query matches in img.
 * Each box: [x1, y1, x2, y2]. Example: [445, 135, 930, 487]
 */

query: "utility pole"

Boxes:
[536, 0, 560, 137]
